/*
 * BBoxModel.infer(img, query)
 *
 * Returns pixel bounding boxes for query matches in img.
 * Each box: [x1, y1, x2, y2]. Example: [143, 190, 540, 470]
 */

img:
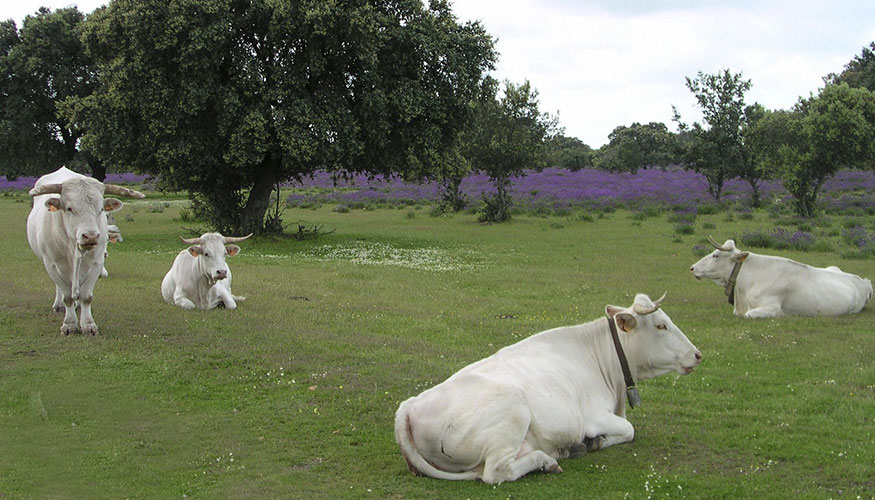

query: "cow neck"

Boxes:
[725, 260, 744, 306]
[606, 316, 640, 409]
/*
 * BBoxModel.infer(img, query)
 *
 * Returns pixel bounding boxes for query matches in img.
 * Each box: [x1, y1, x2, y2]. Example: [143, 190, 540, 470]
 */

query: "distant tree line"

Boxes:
[2, 4, 874, 225]
[594, 45, 875, 217]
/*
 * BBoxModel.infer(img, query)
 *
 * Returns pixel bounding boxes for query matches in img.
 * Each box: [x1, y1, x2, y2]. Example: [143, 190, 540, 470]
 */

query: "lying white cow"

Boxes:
[691, 237, 873, 318]
[27, 167, 145, 335]
[161, 232, 251, 310]
[394, 293, 702, 484]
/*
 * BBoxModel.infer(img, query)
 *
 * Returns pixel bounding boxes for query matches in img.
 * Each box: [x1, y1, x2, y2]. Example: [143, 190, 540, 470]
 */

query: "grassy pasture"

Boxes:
[0, 192, 873, 499]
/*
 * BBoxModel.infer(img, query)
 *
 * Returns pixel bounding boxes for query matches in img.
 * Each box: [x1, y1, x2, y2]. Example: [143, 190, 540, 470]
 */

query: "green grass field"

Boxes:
[1, 192, 873, 499]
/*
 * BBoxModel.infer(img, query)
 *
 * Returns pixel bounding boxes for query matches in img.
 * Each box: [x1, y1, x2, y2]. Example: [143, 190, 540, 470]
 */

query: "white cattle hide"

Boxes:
[161, 232, 250, 310]
[26, 167, 144, 335]
[394, 294, 702, 484]
[691, 238, 872, 318]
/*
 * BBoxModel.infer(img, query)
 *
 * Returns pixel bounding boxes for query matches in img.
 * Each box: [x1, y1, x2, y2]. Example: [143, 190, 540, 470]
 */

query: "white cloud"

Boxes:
[453, 0, 875, 147]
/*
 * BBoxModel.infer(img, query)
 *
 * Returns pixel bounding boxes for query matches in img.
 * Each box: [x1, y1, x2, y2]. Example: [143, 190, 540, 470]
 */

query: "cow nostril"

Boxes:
[81, 232, 100, 243]
[695, 351, 703, 361]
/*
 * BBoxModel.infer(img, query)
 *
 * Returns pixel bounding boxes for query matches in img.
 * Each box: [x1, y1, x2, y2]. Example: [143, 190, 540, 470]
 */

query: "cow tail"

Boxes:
[394, 400, 480, 481]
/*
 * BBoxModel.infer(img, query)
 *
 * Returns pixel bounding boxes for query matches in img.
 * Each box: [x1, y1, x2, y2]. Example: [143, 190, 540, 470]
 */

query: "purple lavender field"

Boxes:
[4, 167, 873, 217]
[0, 172, 149, 191]
[284, 167, 875, 215]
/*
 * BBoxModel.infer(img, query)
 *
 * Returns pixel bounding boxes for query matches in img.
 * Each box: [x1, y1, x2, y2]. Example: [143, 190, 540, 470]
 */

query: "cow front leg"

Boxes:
[76, 269, 101, 335]
[78, 295, 98, 335]
[584, 412, 635, 451]
[60, 295, 79, 335]
[171, 288, 197, 310]
[209, 284, 237, 310]
[743, 304, 782, 319]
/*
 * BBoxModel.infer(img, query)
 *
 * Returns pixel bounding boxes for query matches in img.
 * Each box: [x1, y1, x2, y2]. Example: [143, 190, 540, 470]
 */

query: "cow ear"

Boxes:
[104, 198, 123, 212]
[734, 252, 749, 262]
[187, 245, 203, 257]
[225, 244, 241, 257]
[615, 313, 637, 332]
[45, 198, 62, 212]
[605, 305, 624, 318]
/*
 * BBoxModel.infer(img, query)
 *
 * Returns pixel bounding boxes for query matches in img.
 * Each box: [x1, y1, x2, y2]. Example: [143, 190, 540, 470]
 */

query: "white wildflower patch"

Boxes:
[303, 241, 483, 272]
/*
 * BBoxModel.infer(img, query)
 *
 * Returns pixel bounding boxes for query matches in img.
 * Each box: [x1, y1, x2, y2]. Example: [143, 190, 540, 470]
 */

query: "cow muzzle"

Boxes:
[213, 269, 228, 281]
[78, 231, 101, 251]
[683, 350, 703, 374]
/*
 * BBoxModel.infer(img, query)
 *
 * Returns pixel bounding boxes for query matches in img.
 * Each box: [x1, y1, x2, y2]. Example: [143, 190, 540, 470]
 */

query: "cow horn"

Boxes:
[633, 292, 667, 315]
[180, 236, 202, 245]
[104, 184, 146, 199]
[29, 183, 64, 197]
[223, 233, 253, 244]
[708, 235, 731, 251]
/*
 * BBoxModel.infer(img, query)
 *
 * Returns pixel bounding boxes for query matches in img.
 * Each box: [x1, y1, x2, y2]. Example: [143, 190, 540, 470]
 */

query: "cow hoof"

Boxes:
[546, 463, 563, 474]
[81, 324, 99, 336]
[60, 324, 77, 336]
[584, 436, 606, 452]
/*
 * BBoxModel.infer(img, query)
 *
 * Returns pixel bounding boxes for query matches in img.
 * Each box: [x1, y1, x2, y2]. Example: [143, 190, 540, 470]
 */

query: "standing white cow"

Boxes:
[394, 293, 702, 484]
[27, 167, 145, 335]
[691, 237, 872, 318]
[161, 232, 251, 310]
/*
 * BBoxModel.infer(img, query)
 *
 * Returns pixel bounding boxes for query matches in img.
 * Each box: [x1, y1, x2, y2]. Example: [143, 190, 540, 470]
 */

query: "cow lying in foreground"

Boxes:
[161, 232, 251, 310]
[691, 238, 873, 318]
[394, 293, 702, 484]
[27, 167, 145, 335]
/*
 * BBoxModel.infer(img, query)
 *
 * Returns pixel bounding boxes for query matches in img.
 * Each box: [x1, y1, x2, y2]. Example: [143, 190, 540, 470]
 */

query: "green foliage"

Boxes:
[0, 8, 97, 179]
[673, 69, 760, 203]
[761, 84, 875, 217]
[594, 122, 676, 173]
[65, 0, 496, 235]
[2, 196, 874, 499]
[547, 134, 593, 171]
[466, 78, 560, 222]
[827, 41, 875, 92]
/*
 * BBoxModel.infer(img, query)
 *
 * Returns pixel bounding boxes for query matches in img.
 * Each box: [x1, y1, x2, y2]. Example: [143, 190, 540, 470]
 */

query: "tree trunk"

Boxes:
[91, 160, 107, 182]
[240, 159, 280, 235]
[747, 178, 760, 208]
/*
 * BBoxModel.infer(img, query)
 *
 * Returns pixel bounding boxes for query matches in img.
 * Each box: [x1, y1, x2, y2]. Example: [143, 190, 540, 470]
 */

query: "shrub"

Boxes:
[740, 228, 816, 251]
[674, 223, 695, 235]
[697, 204, 720, 215]
[691, 243, 709, 257]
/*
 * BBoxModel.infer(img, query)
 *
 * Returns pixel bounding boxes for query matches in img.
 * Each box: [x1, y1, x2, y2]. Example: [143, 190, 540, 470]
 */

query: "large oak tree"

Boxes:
[0, 8, 98, 179]
[65, 0, 495, 234]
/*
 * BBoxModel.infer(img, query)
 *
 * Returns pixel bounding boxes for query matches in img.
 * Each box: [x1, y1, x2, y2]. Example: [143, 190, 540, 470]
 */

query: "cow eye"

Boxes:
[204, 252, 210, 257]
[656, 324, 667, 330]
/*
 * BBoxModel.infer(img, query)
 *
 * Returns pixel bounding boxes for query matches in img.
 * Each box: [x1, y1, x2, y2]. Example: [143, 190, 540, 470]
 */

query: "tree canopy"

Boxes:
[673, 69, 754, 201]
[0, 8, 97, 179]
[764, 83, 875, 217]
[464, 78, 559, 222]
[547, 134, 593, 171]
[64, 0, 496, 234]
[594, 122, 675, 173]
[827, 41, 875, 92]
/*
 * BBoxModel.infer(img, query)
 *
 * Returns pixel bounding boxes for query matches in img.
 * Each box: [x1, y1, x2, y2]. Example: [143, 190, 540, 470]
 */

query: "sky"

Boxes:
[5, 0, 875, 148]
